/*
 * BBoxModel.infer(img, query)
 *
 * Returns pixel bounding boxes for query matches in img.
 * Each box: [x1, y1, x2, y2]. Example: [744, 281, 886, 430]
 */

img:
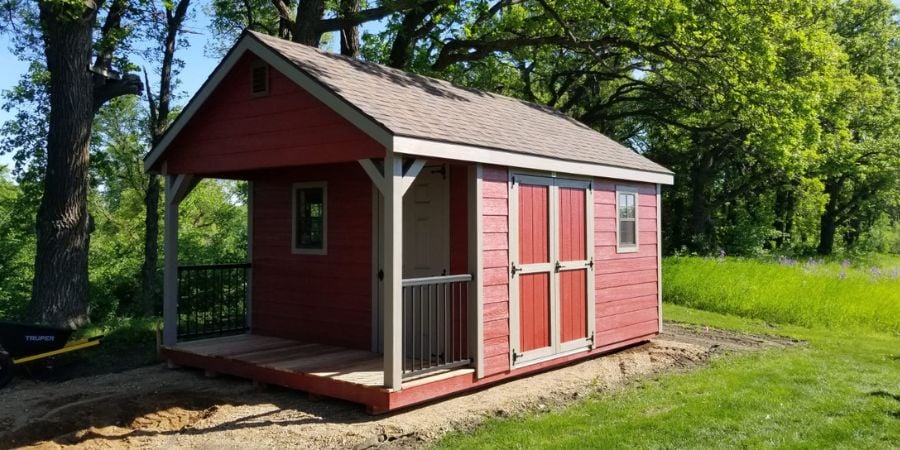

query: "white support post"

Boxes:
[247, 181, 254, 331]
[468, 164, 484, 378]
[162, 175, 180, 347]
[382, 155, 404, 390]
[163, 174, 200, 347]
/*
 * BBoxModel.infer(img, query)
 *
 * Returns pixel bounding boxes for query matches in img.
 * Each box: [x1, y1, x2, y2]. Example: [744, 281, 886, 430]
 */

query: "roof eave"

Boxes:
[392, 136, 674, 185]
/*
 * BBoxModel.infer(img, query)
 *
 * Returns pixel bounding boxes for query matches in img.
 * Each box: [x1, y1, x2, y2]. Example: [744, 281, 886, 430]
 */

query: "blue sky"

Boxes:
[2, 1, 899, 170]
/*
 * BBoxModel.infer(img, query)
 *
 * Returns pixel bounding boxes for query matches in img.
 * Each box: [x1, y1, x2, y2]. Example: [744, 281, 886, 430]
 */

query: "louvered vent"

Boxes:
[251, 63, 269, 95]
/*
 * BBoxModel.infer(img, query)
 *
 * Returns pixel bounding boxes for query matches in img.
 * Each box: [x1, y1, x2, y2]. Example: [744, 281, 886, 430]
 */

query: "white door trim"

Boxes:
[508, 171, 595, 367]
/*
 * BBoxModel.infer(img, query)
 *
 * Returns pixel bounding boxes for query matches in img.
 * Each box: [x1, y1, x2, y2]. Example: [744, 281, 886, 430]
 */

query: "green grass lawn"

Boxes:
[436, 256, 900, 449]
[663, 255, 900, 333]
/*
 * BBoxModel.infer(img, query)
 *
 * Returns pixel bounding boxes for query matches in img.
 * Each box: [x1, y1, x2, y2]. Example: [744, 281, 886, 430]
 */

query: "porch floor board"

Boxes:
[168, 334, 386, 387]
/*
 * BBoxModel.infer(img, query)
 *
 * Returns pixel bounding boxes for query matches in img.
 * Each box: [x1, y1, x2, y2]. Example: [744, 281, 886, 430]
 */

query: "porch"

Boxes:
[162, 333, 476, 414]
[161, 212, 478, 412]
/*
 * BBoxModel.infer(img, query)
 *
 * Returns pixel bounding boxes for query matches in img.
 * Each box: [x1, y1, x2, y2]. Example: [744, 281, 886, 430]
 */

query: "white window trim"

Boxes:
[616, 185, 639, 253]
[292, 181, 328, 255]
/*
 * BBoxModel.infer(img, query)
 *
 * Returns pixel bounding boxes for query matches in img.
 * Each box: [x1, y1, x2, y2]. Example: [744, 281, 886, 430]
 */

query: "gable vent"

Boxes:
[251, 63, 269, 95]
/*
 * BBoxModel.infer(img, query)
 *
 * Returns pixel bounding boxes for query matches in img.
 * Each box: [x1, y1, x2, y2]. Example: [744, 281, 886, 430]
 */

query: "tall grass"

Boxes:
[663, 255, 900, 333]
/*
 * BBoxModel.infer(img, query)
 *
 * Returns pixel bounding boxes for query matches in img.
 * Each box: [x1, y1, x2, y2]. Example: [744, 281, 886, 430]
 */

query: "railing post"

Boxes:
[383, 155, 404, 390]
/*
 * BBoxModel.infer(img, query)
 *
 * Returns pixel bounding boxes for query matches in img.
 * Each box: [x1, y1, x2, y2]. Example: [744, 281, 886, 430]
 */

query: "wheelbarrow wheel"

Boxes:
[0, 347, 13, 389]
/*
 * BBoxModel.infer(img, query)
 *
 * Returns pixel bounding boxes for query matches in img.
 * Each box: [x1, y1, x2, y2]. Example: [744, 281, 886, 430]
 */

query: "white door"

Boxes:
[372, 164, 450, 353]
[402, 165, 450, 278]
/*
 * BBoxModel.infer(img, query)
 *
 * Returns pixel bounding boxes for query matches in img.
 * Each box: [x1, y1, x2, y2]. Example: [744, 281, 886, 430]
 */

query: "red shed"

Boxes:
[146, 31, 674, 414]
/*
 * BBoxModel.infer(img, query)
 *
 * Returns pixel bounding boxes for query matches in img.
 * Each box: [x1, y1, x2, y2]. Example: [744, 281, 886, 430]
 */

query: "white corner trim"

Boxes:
[656, 183, 663, 333]
[468, 164, 485, 378]
[615, 185, 640, 254]
[144, 35, 392, 173]
[393, 136, 674, 185]
[291, 181, 328, 256]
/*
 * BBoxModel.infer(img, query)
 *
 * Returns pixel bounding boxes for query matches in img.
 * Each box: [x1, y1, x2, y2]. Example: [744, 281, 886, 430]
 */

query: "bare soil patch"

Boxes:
[0, 323, 796, 449]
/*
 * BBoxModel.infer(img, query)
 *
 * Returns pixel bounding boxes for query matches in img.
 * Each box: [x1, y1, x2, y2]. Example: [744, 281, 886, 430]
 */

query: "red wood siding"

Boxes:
[518, 273, 551, 351]
[594, 180, 659, 347]
[558, 187, 586, 261]
[251, 163, 373, 350]
[481, 166, 510, 376]
[517, 184, 550, 264]
[162, 53, 384, 175]
[560, 269, 588, 343]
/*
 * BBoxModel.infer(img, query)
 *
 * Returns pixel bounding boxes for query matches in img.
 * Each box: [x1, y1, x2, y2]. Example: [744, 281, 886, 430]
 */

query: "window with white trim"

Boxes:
[292, 182, 327, 255]
[617, 187, 638, 252]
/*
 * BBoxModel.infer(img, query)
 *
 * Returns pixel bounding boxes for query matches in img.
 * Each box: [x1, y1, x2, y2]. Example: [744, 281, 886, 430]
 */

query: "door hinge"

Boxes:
[586, 258, 594, 271]
[554, 261, 562, 272]
[588, 331, 595, 343]
[510, 262, 520, 278]
[511, 349, 524, 363]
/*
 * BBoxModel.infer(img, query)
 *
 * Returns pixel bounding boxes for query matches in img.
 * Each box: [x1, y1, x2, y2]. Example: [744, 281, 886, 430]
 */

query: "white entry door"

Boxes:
[372, 164, 450, 353]
[402, 165, 450, 278]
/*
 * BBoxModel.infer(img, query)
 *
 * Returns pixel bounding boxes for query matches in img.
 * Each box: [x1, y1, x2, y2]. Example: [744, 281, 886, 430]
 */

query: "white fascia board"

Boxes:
[393, 136, 674, 185]
[144, 35, 392, 173]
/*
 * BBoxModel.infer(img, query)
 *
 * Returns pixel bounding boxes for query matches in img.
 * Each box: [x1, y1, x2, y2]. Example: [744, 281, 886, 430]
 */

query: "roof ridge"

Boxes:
[246, 30, 591, 130]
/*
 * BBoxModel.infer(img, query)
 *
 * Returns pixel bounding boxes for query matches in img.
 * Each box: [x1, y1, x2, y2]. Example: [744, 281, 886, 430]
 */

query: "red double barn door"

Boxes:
[511, 174, 594, 365]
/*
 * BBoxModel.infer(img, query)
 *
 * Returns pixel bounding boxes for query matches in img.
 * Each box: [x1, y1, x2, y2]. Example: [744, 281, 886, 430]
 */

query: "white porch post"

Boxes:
[162, 174, 199, 347]
[162, 175, 180, 347]
[382, 155, 404, 389]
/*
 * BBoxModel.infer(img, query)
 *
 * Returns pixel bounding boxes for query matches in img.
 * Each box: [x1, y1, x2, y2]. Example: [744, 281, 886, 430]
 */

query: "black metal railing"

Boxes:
[177, 263, 250, 340]
[401, 274, 472, 379]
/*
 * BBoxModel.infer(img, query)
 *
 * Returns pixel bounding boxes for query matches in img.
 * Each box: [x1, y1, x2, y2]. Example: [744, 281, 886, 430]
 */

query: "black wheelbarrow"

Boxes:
[0, 321, 102, 388]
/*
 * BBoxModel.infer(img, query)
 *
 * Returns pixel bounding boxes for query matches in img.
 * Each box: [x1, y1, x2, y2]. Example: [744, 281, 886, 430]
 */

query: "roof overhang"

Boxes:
[145, 32, 673, 186]
[392, 136, 674, 185]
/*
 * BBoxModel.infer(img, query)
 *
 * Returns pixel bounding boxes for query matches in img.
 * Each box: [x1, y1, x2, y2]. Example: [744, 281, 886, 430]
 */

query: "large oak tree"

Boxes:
[28, 0, 141, 327]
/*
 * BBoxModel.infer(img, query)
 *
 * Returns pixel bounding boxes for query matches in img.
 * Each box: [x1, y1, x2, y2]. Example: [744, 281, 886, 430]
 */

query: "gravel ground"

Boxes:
[0, 323, 797, 450]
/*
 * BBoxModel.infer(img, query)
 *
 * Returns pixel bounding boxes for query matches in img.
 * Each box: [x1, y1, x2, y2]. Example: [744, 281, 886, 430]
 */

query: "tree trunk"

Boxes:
[293, 0, 326, 46]
[339, 0, 360, 57]
[140, 174, 161, 314]
[688, 153, 714, 253]
[817, 179, 841, 255]
[28, 3, 96, 328]
[388, 0, 440, 69]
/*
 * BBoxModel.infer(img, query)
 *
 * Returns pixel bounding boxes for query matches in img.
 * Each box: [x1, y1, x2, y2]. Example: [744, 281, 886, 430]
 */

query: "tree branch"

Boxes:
[93, 73, 143, 113]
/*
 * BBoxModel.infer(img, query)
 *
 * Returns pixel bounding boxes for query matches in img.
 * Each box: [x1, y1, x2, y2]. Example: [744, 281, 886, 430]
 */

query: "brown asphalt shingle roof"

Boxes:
[251, 31, 672, 175]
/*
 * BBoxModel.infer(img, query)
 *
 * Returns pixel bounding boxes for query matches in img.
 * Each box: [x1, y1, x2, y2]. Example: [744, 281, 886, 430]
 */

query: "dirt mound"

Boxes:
[0, 323, 794, 449]
[3, 392, 228, 449]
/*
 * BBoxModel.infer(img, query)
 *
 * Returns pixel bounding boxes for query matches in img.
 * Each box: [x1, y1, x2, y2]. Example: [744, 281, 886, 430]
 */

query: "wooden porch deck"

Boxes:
[160, 333, 476, 413]
[168, 334, 387, 387]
